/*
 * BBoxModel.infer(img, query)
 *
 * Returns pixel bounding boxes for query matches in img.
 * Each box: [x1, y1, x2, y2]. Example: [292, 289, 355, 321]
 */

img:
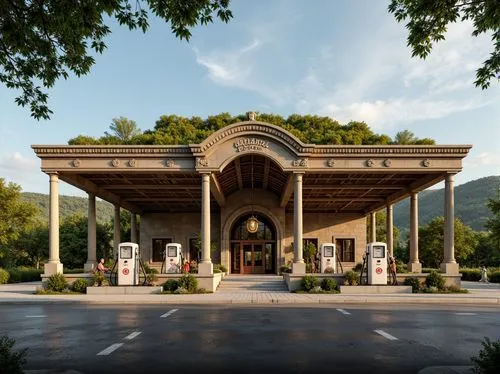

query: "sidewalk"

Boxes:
[1, 281, 500, 305]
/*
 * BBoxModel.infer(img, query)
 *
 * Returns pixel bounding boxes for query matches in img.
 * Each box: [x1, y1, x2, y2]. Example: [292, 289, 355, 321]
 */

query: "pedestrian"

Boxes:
[97, 258, 109, 273]
[95, 258, 109, 287]
[389, 256, 398, 285]
[480, 266, 489, 283]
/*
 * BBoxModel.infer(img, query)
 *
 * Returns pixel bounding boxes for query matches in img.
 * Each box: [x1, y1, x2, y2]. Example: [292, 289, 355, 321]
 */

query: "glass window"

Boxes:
[372, 245, 385, 259]
[254, 247, 263, 266]
[336, 238, 355, 262]
[120, 246, 133, 259]
[231, 214, 275, 240]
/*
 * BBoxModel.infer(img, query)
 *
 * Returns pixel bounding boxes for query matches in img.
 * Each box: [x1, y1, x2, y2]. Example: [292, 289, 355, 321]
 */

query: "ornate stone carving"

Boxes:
[366, 159, 374, 167]
[111, 159, 120, 167]
[233, 138, 270, 152]
[72, 159, 81, 167]
[197, 157, 208, 167]
[327, 159, 336, 167]
[383, 159, 392, 167]
[247, 111, 256, 121]
[422, 159, 431, 167]
[292, 159, 308, 167]
[128, 159, 137, 167]
[165, 159, 175, 167]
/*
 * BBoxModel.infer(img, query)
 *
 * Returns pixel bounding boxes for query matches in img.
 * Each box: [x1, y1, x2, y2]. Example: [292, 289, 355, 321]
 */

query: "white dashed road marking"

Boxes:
[336, 308, 351, 315]
[25, 315, 47, 318]
[124, 331, 142, 340]
[374, 329, 398, 341]
[160, 309, 178, 318]
[97, 343, 124, 356]
[455, 313, 477, 316]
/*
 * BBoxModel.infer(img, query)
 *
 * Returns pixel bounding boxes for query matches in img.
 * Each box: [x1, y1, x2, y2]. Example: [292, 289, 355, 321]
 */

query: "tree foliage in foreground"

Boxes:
[389, 0, 500, 89]
[68, 113, 436, 146]
[0, 0, 233, 120]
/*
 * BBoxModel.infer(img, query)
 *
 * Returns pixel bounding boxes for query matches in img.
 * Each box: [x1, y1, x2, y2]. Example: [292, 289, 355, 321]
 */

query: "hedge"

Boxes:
[6, 267, 43, 283]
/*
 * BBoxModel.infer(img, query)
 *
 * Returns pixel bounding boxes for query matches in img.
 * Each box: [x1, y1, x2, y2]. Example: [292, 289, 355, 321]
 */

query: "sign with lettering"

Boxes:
[233, 138, 270, 152]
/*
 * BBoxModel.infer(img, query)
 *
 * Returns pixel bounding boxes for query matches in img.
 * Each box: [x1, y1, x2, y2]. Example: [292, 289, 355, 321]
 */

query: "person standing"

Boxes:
[480, 266, 489, 283]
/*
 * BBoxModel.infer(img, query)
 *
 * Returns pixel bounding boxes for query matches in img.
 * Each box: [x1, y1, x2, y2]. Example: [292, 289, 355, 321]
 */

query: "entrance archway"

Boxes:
[230, 214, 277, 274]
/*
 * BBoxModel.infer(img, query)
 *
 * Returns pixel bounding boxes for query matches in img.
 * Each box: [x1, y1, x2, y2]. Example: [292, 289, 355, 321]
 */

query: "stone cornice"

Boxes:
[32, 145, 192, 156]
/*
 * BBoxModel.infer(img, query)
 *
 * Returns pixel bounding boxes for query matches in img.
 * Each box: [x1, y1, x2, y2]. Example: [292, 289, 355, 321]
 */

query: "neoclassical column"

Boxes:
[386, 204, 394, 258]
[408, 192, 422, 273]
[370, 212, 377, 243]
[198, 173, 213, 275]
[113, 204, 120, 259]
[44, 173, 63, 276]
[130, 213, 137, 243]
[292, 173, 306, 274]
[441, 174, 458, 274]
[84, 192, 97, 272]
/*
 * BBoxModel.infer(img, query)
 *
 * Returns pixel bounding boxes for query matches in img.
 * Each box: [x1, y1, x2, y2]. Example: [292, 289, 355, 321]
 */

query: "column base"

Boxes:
[43, 262, 63, 277]
[440, 262, 459, 275]
[292, 262, 306, 274]
[407, 262, 422, 273]
[84, 261, 97, 272]
[198, 262, 213, 275]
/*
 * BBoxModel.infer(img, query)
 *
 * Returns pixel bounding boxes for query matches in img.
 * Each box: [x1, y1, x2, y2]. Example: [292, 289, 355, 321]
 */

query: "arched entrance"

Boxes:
[230, 213, 277, 274]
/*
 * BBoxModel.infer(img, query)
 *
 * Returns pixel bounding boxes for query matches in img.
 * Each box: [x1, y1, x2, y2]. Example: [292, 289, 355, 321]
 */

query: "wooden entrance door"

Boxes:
[239, 243, 265, 274]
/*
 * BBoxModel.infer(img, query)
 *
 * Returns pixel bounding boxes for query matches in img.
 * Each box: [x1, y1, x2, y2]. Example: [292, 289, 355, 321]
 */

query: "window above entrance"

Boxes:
[231, 214, 275, 241]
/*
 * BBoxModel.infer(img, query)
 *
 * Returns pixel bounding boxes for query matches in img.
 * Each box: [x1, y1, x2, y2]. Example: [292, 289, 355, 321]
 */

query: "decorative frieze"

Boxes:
[165, 159, 175, 167]
[422, 159, 431, 167]
[72, 159, 81, 167]
[327, 159, 336, 167]
[128, 159, 137, 167]
[292, 159, 308, 167]
[111, 159, 120, 167]
[383, 159, 392, 167]
[196, 157, 208, 167]
[366, 159, 374, 167]
[233, 138, 270, 152]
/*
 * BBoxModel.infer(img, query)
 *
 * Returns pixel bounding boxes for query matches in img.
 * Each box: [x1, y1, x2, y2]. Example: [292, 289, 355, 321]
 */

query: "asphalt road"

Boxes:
[1, 304, 499, 374]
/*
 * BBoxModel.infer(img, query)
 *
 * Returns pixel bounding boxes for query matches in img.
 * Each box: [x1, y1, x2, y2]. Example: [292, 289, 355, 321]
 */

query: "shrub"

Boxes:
[471, 337, 500, 373]
[403, 277, 421, 293]
[279, 265, 291, 274]
[489, 271, 500, 283]
[301, 275, 319, 291]
[0, 335, 27, 374]
[178, 274, 198, 293]
[6, 267, 43, 283]
[45, 273, 68, 292]
[92, 272, 107, 287]
[213, 264, 227, 273]
[321, 278, 337, 291]
[352, 263, 363, 272]
[145, 267, 158, 284]
[425, 271, 445, 290]
[71, 278, 88, 293]
[422, 268, 438, 274]
[344, 270, 359, 286]
[460, 268, 482, 281]
[0, 268, 9, 284]
[213, 268, 222, 273]
[163, 279, 179, 292]
[396, 263, 408, 273]
[324, 267, 334, 273]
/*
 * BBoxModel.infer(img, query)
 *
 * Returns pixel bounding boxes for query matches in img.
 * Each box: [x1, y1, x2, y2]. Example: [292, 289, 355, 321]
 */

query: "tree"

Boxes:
[393, 130, 435, 145]
[418, 216, 477, 268]
[10, 223, 49, 269]
[0, 179, 37, 247]
[105, 117, 141, 142]
[0, 1, 233, 120]
[486, 188, 500, 255]
[389, 0, 500, 89]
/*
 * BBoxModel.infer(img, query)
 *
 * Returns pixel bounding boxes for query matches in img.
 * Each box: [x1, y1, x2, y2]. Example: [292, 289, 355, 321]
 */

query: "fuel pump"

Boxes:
[117, 242, 141, 285]
[164, 243, 182, 273]
[366, 242, 388, 285]
[319, 243, 336, 273]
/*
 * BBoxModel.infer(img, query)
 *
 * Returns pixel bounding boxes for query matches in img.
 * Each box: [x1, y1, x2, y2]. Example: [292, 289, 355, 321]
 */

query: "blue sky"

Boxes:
[0, 0, 499, 197]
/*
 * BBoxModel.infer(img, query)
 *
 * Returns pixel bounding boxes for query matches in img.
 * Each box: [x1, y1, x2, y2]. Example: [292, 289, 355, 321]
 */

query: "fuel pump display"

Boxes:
[117, 242, 140, 285]
[320, 243, 336, 273]
[366, 242, 388, 285]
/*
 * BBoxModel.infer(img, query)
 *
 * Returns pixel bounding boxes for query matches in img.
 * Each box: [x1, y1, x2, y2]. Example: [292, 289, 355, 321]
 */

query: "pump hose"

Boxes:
[138, 259, 148, 286]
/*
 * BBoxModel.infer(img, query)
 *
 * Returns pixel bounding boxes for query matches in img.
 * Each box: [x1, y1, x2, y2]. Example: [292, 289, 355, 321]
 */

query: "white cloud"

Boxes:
[0, 152, 37, 171]
[465, 152, 500, 167]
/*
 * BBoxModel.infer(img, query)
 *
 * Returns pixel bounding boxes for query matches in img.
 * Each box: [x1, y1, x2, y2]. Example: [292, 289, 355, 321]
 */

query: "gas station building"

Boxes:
[32, 117, 471, 291]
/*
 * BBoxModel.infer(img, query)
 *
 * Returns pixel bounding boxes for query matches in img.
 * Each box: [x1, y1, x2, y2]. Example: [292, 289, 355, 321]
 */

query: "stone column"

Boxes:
[370, 212, 377, 243]
[44, 173, 63, 276]
[441, 174, 458, 274]
[130, 213, 137, 243]
[408, 192, 422, 273]
[198, 173, 213, 275]
[292, 173, 306, 274]
[84, 192, 97, 272]
[113, 204, 120, 259]
[386, 204, 394, 258]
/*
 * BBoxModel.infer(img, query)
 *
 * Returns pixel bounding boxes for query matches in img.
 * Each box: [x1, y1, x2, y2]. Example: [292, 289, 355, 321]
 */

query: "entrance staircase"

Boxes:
[217, 275, 288, 293]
